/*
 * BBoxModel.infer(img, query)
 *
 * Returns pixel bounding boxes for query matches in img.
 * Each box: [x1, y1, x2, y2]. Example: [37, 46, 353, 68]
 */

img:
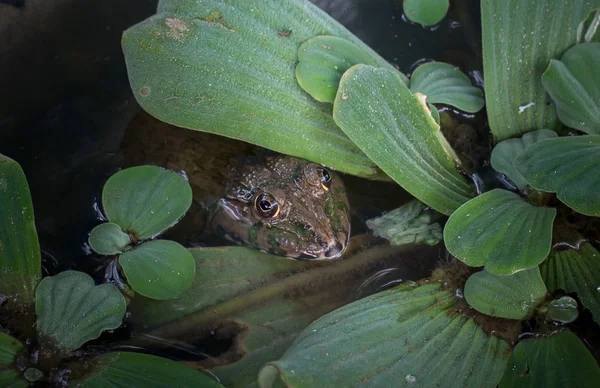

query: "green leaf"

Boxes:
[333, 64, 473, 215]
[514, 135, 600, 216]
[482, 0, 600, 140]
[403, 0, 449, 26]
[366, 199, 443, 246]
[499, 331, 600, 387]
[540, 243, 600, 322]
[68, 352, 223, 387]
[0, 333, 27, 388]
[121, 0, 396, 178]
[409, 62, 484, 113]
[444, 189, 556, 275]
[35, 271, 126, 352]
[464, 268, 547, 320]
[119, 240, 195, 300]
[542, 42, 600, 135]
[296, 35, 406, 104]
[23, 368, 43, 383]
[490, 129, 558, 190]
[544, 296, 579, 324]
[103, 166, 192, 239]
[260, 283, 511, 387]
[88, 222, 132, 255]
[0, 153, 41, 303]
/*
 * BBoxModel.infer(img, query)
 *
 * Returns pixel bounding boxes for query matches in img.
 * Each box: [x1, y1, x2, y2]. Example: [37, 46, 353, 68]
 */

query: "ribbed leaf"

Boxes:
[542, 43, 600, 134]
[103, 166, 192, 239]
[490, 129, 558, 190]
[122, 0, 392, 178]
[540, 243, 600, 322]
[464, 268, 547, 320]
[403, 0, 449, 26]
[296, 35, 406, 103]
[482, 0, 600, 140]
[68, 352, 222, 387]
[88, 222, 132, 255]
[119, 240, 195, 300]
[499, 331, 600, 387]
[333, 64, 474, 215]
[409, 62, 484, 113]
[514, 135, 600, 216]
[260, 283, 511, 388]
[0, 333, 27, 388]
[444, 189, 556, 275]
[35, 271, 126, 351]
[0, 153, 41, 303]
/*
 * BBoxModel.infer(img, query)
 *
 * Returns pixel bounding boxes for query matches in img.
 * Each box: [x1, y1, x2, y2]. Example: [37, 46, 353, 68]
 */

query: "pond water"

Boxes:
[0, 0, 493, 385]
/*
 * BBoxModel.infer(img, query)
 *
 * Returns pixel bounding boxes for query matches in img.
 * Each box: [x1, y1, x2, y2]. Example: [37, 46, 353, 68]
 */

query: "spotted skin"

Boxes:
[208, 156, 351, 259]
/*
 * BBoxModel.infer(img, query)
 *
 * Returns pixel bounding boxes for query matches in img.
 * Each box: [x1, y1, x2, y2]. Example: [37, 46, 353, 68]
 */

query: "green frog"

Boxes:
[120, 112, 351, 259]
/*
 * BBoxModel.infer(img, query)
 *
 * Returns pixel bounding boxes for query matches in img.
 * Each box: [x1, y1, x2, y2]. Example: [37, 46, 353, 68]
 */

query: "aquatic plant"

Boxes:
[0, 154, 221, 386]
[88, 165, 196, 300]
[118, 0, 600, 386]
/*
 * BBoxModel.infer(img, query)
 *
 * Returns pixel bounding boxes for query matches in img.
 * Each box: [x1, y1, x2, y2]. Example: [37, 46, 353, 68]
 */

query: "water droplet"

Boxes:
[405, 374, 417, 384]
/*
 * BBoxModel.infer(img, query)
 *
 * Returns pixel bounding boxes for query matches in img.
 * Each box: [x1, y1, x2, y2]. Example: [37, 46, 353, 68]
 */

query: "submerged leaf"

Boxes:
[88, 222, 132, 255]
[68, 352, 223, 387]
[122, 0, 391, 178]
[540, 243, 600, 322]
[333, 64, 473, 215]
[102, 166, 192, 239]
[499, 331, 600, 387]
[260, 283, 511, 387]
[296, 35, 405, 103]
[490, 129, 558, 190]
[542, 43, 600, 134]
[444, 189, 556, 275]
[119, 240, 195, 300]
[403, 0, 449, 26]
[482, 0, 600, 140]
[514, 135, 600, 216]
[366, 199, 442, 246]
[0, 333, 27, 388]
[35, 271, 126, 351]
[0, 153, 41, 303]
[409, 62, 484, 113]
[464, 268, 547, 320]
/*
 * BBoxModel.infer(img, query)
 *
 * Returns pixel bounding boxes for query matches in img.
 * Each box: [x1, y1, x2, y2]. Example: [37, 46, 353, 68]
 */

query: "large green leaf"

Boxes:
[444, 189, 556, 275]
[35, 271, 126, 352]
[119, 240, 195, 300]
[542, 42, 600, 134]
[464, 268, 547, 320]
[333, 64, 473, 215]
[490, 129, 558, 190]
[482, 0, 600, 140]
[403, 0, 449, 26]
[0, 333, 27, 388]
[102, 166, 192, 239]
[499, 330, 600, 387]
[409, 62, 484, 113]
[0, 153, 41, 303]
[296, 35, 405, 104]
[68, 352, 223, 387]
[514, 135, 600, 216]
[259, 283, 511, 388]
[540, 243, 600, 322]
[121, 0, 396, 178]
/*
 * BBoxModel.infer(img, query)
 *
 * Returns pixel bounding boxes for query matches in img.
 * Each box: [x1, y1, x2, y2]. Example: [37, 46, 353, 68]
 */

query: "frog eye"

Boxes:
[317, 168, 332, 190]
[254, 193, 280, 218]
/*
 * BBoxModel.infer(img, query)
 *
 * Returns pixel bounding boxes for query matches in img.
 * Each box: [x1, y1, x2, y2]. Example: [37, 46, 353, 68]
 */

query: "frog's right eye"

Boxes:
[254, 193, 280, 218]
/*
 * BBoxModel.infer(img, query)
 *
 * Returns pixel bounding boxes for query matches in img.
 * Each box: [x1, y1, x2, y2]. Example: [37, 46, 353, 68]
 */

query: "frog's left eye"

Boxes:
[254, 193, 280, 218]
[317, 168, 332, 190]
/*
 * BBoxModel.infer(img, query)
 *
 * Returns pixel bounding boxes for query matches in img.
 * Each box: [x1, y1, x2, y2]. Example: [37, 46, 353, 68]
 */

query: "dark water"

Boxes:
[0, 0, 483, 382]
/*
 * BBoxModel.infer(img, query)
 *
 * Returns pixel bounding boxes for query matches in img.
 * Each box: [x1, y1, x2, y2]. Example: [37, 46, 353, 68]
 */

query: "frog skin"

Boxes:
[208, 155, 351, 259]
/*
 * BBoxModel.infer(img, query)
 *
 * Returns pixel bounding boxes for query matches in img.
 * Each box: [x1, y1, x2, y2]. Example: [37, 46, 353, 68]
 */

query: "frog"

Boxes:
[120, 111, 351, 259]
